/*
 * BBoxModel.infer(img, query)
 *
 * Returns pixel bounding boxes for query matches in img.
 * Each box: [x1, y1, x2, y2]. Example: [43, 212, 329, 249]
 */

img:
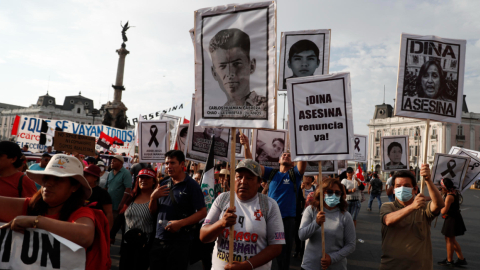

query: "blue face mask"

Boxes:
[324, 194, 340, 207]
[394, 186, 413, 202]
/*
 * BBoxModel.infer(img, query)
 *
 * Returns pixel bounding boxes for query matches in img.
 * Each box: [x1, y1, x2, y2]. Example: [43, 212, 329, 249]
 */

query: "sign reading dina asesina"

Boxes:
[287, 72, 354, 161]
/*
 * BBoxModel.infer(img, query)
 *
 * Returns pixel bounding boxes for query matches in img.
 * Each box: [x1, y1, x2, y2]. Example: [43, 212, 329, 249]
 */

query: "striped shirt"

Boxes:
[125, 202, 154, 239]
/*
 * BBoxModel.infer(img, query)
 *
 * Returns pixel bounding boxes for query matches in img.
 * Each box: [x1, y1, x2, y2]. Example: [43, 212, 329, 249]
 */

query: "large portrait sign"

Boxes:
[187, 95, 232, 162]
[194, 1, 277, 129]
[394, 33, 466, 123]
[160, 114, 182, 150]
[138, 120, 169, 163]
[287, 72, 354, 161]
[381, 136, 409, 172]
[431, 153, 469, 191]
[304, 161, 337, 176]
[252, 129, 287, 169]
[352, 134, 367, 162]
[278, 29, 331, 91]
[448, 147, 480, 193]
[235, 129, 251, 160]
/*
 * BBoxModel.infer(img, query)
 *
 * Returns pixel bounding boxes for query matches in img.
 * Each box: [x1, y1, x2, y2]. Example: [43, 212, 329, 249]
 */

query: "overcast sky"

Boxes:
[1, 0, 479, 135]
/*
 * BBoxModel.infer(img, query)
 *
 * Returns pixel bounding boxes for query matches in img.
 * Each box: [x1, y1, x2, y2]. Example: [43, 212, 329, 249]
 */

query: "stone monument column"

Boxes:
[113, 44, 129, 102]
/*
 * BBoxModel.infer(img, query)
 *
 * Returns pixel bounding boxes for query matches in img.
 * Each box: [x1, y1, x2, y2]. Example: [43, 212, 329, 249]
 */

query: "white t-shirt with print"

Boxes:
[203, 193, 285, 270]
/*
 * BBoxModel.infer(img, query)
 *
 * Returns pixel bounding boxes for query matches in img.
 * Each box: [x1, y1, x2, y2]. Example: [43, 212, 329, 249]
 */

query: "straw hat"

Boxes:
[219, 169, 230, 175]
[27, 154, 92, 199]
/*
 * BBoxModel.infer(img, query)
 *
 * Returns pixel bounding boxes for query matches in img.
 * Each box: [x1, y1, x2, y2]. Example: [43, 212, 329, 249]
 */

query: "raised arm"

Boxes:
[420, 164, 444, 214]
[383, 194, 426, 226]
[239, 133, 252, 159]
[297, 161, 307, 175]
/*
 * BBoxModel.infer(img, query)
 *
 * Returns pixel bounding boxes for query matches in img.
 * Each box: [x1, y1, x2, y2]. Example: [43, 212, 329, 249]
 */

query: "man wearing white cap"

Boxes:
[105, 155, 132, 216]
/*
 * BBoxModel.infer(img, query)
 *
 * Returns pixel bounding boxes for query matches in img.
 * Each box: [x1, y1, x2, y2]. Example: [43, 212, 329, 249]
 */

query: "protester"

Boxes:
[438, 178, 467, 267]
[97, 160, 109, 188]
[0, 141, 37, 198]
[293, 175, 316, 258]
[130, 161, 153, 187]
[44, 146, 55, 154]
[385, 171, 395, 202]
[106, 155, 132, 217]
[240, 133, 306, 270]
[218, 168, 230, 192]
[21, 144, 29, 152]
[148, 150, 207, 270]
[120, 168, 157, 270]
[340, 167, 364, 227]
[299, 178, 356, 270]
[29, 152, 52, 190]
[84, 165, 113, 230]
[367, 172, 383, 211]
[380, 165, 444, 270]
[193, 170, 202, 184]
[200, 159, 284, 270]
[0, 154, 110, 270]
[85, 156, 96, 166]
[17, 155, 28, 173]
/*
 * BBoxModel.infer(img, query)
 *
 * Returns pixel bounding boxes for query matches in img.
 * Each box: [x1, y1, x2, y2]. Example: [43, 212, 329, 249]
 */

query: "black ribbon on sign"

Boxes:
[440, 159, 457, 178]
[148, 125, 159, 147]
[354, 138, 360, 151]
[469, 162, 480, 171]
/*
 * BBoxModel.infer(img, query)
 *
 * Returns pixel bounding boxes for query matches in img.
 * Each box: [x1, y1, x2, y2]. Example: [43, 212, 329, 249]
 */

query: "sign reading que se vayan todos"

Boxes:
[138, 120, 169, 163]
[287, 72, 354, 161]
[431, 153, 469, 191]
[278, 29, 331, 91]
[194, 1, 277, 129]
[394, 33, 466, 123]
[0, 224, 86, 270]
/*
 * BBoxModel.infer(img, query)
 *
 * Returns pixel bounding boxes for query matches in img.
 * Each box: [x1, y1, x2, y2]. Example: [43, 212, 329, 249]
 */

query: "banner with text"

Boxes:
[287, 72, 354, 161]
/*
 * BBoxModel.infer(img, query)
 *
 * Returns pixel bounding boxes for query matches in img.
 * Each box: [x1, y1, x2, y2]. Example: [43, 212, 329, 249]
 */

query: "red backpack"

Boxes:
[85, 208, 111, 270]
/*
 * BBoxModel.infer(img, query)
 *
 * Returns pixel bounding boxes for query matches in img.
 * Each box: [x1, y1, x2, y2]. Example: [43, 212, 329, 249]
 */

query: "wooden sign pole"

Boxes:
[228, 127, 237, 264]
[420, 119, 430, 194]
[318, 161, 325, 259]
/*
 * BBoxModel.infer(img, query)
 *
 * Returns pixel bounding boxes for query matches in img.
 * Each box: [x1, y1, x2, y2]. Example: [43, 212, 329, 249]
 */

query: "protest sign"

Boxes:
[337, 160, 347, 170]
[194, 1, 277, 129]
[138, 120, 169, 163]
[130, 103, 184, 125]
[278, 29, 331, 91]
[381, 136, 409, 172]
[187, 95, 232, 162]
[431, 153, 469, 190]
[160, 114, 182, 150]
[176, 124, 189, 152]
[234, 129, 251, 160]
[448, 148, 480, 193]
[14, 115, 135, 156]
[352, 134, 367, 162]
[394, 33, 466, 124]
[252, 129, 288, 169]
[449, 146, 480, 158]
[304, 160, 337, 176]
[286, 72, 354, 161]
[0, 224, 86, 270]
[53, 131, 96, 156]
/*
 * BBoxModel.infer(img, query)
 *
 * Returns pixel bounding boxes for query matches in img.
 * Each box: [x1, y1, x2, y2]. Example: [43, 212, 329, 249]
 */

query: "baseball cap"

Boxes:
[84, 165, 101, 178]
[27, 154, 92, 199]
[138, 168, 156, 178]
[235, 159, 261, 177]
[113, 155, 124, 163]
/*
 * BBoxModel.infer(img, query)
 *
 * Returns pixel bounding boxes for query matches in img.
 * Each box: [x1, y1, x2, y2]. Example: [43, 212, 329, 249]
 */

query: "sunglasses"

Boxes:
[325, 190, 342, 196]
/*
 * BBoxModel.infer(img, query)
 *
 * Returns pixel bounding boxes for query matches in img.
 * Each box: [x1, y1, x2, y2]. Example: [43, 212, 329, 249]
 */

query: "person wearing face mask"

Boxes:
[379, 165, 444, 270]
[299, 178, 356, 270]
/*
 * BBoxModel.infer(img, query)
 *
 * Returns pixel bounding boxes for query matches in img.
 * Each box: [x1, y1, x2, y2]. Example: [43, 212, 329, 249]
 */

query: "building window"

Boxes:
[77, 108, 81, 114]
[409, 129, 414, 137]
[85, 102, 89, 106]
[403, 128, 408, 135]
[431, 145, 437, 156]
[410, 146, 414, 157]
[375, 146, 380, 157]
[432, 127, 437, 135]
[376, 130, 381, 138]
[392, 129, 396, 136]
[70, 100, 74, 104]
[457, 125, 463, 135]
[48, 100, 53, 104]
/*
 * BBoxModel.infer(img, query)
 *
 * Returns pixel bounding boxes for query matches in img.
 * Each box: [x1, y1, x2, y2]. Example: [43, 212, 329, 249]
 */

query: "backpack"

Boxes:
[218, 192, 271, 223]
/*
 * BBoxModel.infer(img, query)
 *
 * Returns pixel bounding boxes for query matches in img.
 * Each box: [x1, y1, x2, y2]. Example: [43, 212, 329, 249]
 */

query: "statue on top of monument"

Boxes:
[121, 21, 131, 43]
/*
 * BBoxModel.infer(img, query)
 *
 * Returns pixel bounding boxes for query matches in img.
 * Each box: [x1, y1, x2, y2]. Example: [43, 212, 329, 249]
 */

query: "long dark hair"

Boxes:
[311, 178, 347, 213]
[415, 60, 447, 99]
[121, 172, 157, 212]
[27, 177, 86, 221]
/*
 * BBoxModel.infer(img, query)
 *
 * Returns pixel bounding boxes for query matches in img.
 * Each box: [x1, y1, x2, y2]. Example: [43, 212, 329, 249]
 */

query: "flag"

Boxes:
[113, 136, 124, 146]
[356, 164, 365, 182]
[200, 135, 215, 212]
[97, 132, 114, 150]
[39, 120, 56, 146]
[10, 115, 20, 136]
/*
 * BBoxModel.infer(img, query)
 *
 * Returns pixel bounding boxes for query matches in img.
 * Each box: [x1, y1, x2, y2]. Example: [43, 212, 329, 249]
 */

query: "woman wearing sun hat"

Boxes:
[0, 154, 105, 270]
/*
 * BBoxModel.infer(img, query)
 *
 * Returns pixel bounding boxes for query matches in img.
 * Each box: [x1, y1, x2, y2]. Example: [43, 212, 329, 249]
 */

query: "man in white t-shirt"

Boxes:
[385, 171, 394, 202]
[200, 159, 285, 270]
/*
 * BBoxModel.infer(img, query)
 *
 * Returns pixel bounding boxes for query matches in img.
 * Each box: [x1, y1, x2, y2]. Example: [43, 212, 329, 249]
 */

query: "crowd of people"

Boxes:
[0, 139, 470, 269]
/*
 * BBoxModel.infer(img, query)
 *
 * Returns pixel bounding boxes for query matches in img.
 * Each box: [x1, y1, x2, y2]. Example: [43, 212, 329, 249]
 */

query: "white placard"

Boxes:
[352, 134, 368, 162]
[175, 124, 189, 153]
[194, 1, 277, 129]
[381, 136, 410, 172]
[449, 146, 480, 158]
[448, 148, 480, 193]
[278, 29, 331, 91]
[304, 160, 338, 176]
[431, 153, 469, 190]
[287, 72, 354, 161]
[252, 129, 288, 169]
[394, 33, 466, 123]
[138, 120, 169, 163]
[0, 224, 86, 270]
[235, 129, 252, 160]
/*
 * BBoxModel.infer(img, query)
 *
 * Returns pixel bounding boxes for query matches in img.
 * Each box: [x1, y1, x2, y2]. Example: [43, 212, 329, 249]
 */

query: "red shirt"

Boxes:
[22, 198, 104, 270]
[0, 172, 37, 198]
